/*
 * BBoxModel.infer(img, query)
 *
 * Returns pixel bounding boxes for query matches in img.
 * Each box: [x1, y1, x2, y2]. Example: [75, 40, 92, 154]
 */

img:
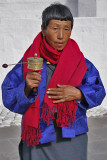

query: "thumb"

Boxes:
[57, 84, 67, 88]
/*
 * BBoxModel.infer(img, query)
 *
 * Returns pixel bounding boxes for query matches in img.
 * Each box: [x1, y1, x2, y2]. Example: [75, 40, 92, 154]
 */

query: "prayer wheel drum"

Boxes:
[27, 53, 43, 71]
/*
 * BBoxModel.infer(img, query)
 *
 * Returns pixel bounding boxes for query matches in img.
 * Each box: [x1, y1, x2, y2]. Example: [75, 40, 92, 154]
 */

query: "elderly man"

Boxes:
[2, 3, 106, 160]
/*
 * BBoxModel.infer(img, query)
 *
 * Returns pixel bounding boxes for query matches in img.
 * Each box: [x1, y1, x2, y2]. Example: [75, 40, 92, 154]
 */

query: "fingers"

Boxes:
[47, 92, 65, 104]
[57, 84, 67, 88]
[46, 89, 62, 95]
[46, 85, 65, 103]
[27, 80, 41, 88]
[27, 71, 41, 81]
[47, 84, 68, 92]
[53, 99, 65, 103]
[46, 84, 76, 103]
[26, 71, 41, 89]
[46, 84, 66, 96]
[48, 95, 63, 99]
[48, 87, 62, 91]
[47, 85, 64, 93]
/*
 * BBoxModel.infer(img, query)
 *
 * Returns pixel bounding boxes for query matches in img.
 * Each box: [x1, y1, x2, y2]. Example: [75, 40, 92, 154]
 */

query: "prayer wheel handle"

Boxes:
[2, 53, 43, 70]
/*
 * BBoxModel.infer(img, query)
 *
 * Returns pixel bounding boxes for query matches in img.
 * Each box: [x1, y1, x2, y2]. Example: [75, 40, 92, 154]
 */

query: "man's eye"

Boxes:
[53, 27, 57, 30]
[64, 28, 69, 31]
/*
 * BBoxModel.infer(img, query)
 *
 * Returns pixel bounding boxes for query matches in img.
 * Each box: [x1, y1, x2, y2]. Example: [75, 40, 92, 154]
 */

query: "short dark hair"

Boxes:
[42, 3, 74, 30]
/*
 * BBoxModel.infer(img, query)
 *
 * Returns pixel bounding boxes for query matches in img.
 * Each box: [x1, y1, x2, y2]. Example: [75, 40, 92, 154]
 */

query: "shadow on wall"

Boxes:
[65, 0, 78, 17]
[65, 0, 96, 17]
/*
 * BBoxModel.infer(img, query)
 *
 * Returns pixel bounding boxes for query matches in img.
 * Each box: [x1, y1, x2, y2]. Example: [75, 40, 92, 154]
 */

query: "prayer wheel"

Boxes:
[27, 53, 43, 71]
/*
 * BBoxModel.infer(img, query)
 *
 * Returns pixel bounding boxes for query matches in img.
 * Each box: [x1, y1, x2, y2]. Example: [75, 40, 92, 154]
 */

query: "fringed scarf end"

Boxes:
[21, 125, 42, 147]
[41, 101, 77, 128]
[56, 101, 77, 127]
[40, 103, 56, 125]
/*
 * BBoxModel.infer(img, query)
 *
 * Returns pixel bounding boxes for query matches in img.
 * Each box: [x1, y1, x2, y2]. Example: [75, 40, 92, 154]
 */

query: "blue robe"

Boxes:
[2, 58, 106, 144]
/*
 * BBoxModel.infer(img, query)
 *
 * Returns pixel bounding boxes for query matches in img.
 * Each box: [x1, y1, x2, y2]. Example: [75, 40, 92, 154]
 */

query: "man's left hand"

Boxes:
[46, 84, 83, 103]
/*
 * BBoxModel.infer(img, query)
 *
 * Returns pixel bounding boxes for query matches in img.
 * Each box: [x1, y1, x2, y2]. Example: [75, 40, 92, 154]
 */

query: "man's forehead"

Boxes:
[48, 19, 71, 26]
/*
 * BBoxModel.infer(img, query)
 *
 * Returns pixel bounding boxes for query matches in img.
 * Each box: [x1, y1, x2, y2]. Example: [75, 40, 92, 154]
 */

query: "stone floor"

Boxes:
[88, 116, 107, 160]
[0, 116, 107, 160]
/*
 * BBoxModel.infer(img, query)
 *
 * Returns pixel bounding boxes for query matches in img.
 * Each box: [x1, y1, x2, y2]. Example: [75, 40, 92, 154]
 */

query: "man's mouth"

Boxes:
[56, 42, 64, 46]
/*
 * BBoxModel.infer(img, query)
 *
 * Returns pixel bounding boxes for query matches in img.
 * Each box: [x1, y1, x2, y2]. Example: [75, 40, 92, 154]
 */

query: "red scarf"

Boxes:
[21, 32, 87, 146]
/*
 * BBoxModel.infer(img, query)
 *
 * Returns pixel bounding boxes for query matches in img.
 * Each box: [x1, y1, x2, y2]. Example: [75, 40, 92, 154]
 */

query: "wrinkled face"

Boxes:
[42, 19, 72, 51]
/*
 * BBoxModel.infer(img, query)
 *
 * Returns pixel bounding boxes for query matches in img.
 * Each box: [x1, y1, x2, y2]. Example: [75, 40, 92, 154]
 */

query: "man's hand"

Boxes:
[46, 84, 83, 103]
[24, 71, 41, 97]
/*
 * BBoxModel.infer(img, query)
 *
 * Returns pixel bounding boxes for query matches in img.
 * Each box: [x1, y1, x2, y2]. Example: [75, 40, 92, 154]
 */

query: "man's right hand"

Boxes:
[24, 71, 41, 97]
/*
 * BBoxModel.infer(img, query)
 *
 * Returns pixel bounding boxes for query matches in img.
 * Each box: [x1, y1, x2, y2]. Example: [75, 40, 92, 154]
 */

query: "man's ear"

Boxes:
[41, 25, 46, 37]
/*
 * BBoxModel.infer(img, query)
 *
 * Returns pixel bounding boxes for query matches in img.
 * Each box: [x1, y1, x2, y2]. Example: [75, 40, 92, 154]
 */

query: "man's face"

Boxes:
[42, 19, 71, 51]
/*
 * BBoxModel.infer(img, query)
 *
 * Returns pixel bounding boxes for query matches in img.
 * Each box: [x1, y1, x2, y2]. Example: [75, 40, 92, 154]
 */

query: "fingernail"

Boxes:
[48, 96, 51, 98]
[48, 88, 51, 90]
[46, 91, 49, 94]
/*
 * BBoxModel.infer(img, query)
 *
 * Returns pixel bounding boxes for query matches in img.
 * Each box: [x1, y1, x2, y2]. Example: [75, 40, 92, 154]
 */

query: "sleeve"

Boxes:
[1, 59, 38, 114]
[77, 58, 106, 110]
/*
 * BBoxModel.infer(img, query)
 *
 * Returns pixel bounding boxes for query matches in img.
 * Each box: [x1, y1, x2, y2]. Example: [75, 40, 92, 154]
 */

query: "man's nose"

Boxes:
[57, 29, 64, 39]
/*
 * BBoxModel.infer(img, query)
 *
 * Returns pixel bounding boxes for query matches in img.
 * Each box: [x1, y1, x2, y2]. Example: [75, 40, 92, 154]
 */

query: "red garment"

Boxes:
[21, 32, 87, 146]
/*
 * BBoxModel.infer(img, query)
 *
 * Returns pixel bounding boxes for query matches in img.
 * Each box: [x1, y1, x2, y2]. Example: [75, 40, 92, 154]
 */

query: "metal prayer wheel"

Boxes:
[27, 53, 43, 71]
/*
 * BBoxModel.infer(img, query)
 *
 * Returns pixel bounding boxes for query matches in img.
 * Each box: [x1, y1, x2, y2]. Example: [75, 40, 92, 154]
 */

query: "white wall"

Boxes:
[96, 0, 107, 18]
[72, 17, 107, 116]
[0, 0, 107, 126]
[78, 0, 96, 17]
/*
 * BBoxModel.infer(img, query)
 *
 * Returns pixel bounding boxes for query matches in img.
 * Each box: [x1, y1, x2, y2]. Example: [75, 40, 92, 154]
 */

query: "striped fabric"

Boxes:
[19, 122, 88, 160]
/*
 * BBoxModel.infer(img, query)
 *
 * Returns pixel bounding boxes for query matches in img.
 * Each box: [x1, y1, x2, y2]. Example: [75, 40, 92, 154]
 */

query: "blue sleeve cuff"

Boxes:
[77, 85, 96, 109]
[14, 80, 38, 114]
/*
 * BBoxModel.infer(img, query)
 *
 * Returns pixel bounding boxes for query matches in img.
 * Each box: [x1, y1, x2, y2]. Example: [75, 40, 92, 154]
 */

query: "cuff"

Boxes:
[77, 85, 96, 109]
[15, 80, 38, 113]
